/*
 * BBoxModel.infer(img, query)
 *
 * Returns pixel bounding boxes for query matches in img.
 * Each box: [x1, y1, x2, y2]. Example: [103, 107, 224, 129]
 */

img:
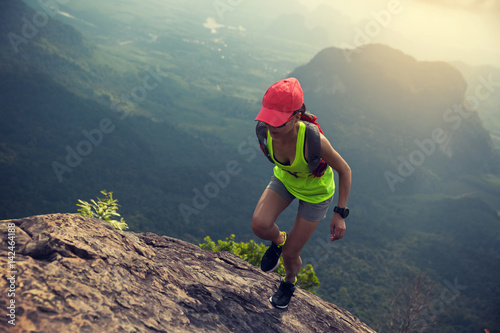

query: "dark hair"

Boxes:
[296, 103, 306, 116]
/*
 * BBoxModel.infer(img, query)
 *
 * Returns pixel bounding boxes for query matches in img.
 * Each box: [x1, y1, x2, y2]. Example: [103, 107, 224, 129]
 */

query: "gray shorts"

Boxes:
[266, 176, 334, 222]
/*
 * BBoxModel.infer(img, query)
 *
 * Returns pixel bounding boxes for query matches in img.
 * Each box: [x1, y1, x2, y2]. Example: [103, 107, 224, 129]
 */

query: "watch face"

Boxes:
[335, 207, 349, 218]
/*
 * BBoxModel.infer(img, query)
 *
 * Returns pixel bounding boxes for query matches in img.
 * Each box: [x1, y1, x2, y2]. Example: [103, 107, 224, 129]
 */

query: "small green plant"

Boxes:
[200, 234, 320, 293]
[76, 190, 128, 231]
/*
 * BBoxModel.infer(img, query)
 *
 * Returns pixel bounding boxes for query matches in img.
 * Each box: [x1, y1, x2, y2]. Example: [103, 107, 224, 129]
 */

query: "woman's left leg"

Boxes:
[269, 196, 333, 308]
[282, 214, 321, 283]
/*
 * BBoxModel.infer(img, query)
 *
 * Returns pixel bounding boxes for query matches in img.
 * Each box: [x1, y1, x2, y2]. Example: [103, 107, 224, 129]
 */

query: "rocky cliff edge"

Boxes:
[0, 214, 375, 332]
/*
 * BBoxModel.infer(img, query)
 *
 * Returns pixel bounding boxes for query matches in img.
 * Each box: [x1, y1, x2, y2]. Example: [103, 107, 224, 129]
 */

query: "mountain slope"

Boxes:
[0, 214, 376, 332]
[0, 61, 248, 238]
[288, 44, 500, 331]
[0, 0, 266, 240]
[291, 44, 498, 196]
[452, 61, 500, 149]
[0, 0, 100, 99]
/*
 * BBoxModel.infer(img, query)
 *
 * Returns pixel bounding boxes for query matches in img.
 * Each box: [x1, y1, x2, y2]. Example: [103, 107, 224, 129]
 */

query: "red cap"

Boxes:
[255, 78, 304, 127]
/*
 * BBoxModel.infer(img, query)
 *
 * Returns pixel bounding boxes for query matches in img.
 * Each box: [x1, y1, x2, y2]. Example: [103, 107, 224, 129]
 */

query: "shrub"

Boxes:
[76, 190, 128, 231]
[200, 234, 319, 293]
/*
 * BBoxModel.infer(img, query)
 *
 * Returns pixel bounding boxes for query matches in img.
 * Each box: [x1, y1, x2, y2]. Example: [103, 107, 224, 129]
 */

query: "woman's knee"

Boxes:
[251, 214, 274, 237]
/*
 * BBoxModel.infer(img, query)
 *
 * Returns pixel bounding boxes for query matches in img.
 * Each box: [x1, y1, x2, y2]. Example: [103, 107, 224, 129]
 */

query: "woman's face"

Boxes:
[266, 113, 299, 139]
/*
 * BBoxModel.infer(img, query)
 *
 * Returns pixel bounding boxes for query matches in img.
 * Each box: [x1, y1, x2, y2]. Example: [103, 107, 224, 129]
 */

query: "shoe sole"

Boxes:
[269, 296, 289, 309]
[261, 258, 280, 273]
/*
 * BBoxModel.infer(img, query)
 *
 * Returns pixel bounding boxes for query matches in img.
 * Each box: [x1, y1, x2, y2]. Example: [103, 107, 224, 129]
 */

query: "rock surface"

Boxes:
[0, 214, 376, 332]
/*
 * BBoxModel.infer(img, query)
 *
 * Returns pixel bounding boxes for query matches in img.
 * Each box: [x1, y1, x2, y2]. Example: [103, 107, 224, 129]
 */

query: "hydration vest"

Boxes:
[256, 109, 328, 177]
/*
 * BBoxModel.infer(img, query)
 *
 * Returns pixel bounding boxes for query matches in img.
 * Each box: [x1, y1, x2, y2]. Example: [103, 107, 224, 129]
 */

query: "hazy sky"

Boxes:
[296, 0, 500, 67]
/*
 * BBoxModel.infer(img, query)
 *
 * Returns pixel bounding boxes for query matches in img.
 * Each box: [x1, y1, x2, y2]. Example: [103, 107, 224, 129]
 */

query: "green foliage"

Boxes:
[200, 234, 320, 293]
[76, 190, 128, 231]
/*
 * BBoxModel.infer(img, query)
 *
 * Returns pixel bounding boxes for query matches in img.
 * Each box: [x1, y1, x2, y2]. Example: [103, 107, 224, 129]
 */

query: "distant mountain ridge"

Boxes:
[291, 44, 498, 194]
[0, 0, 89, 55]
[452, 61, 500, 148]
[0, 0, 96, 97]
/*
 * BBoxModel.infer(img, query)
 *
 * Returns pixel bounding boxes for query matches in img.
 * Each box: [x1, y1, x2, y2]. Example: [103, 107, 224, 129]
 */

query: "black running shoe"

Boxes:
[260, 232, 286, 273]
[269, 280, 296, 309]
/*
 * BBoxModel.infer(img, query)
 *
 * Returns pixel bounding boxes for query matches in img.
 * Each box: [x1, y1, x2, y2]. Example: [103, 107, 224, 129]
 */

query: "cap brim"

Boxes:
[255, 106, 294, 127]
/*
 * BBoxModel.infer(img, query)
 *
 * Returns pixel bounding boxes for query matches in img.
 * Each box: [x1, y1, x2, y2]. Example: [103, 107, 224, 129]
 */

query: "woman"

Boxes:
[252, 77, 351, 309]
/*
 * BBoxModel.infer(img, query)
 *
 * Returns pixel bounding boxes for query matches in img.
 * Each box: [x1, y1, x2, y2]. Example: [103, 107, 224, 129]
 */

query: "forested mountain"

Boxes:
[1, 0, 499, 331]
[452, 61, 500, 149]
[292, 45, 499, 196]
[290, 45, 500, 329]
[0, 0, 267, 238]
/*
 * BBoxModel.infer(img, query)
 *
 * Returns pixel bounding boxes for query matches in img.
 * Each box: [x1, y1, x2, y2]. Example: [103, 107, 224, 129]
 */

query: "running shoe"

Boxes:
[260, 232, 286, 272]
[269, 279, 296, 309]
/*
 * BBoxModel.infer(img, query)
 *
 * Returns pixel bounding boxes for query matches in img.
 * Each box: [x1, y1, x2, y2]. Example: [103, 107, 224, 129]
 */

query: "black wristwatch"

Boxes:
[334, 206, 349, 218]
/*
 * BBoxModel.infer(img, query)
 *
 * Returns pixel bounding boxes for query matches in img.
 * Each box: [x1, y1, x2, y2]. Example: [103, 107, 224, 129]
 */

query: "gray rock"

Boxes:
[0, 213, 376, 332]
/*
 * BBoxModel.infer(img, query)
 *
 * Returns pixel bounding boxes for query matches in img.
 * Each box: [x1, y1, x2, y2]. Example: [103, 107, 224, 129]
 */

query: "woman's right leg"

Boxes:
[251, 188, 291, 244]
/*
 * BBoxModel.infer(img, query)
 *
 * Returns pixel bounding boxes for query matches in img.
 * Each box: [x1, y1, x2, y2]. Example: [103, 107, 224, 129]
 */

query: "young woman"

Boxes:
[252, 77, 351, 309]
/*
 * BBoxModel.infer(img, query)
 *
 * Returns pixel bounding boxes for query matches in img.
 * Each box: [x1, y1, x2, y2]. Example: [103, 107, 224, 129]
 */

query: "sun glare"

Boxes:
[296, 0, 499, 66]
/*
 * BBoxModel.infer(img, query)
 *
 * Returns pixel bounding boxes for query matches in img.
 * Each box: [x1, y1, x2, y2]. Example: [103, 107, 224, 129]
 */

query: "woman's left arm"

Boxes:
[320, 135, 352, 241]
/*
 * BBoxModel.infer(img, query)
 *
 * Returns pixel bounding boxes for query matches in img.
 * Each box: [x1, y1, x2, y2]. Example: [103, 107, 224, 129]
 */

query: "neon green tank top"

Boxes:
[267, 121, 335, 203]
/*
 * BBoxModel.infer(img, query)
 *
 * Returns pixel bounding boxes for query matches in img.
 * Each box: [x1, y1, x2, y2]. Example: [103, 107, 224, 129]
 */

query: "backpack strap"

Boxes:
[301, 110, 324, 135]
[304, 122, 328, 177]
[256, 121, 273, 163]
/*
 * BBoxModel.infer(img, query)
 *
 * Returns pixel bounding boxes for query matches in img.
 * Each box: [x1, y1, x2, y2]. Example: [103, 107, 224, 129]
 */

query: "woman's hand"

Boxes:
[330, 213, 346, 241]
